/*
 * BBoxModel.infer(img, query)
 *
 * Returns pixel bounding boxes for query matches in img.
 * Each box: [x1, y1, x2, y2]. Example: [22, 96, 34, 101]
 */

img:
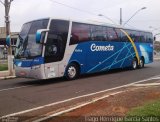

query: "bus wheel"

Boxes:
[139, 58, 144, 68]
[132, 58, 138, 70]
[66, 63, 79, 80]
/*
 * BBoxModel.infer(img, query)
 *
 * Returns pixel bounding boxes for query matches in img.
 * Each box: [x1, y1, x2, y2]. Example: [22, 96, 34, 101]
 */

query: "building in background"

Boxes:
[0, 27, 18, 59]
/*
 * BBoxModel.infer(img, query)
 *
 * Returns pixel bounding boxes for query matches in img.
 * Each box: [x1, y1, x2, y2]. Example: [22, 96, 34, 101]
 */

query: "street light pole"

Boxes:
[120, 8, 122, 25]
[4, 0, 14, 76]
[123, 7, 147, 26]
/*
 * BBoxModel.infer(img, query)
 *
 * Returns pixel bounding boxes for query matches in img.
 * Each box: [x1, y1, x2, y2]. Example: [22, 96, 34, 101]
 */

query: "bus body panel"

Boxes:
[135, 43, 153, 64]
[14, 18, 154, 79]
[68, 42, 153, 75]
[68, 41, 135, 74]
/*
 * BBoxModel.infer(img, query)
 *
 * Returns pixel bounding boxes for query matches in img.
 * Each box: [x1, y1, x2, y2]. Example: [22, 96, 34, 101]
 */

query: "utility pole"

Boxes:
[120, 8, 122, 25]
[4, 0, 14, 76]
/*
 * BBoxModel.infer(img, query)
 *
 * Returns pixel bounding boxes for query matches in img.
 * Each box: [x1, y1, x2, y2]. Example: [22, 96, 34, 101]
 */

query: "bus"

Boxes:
[11, 18, 153, 80]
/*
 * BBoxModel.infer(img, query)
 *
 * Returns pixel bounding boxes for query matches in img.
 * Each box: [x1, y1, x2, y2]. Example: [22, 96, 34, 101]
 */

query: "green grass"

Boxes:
[127, 99, 160, 116]
[0, 63, 8, 71]
[118, 100, 160, 122]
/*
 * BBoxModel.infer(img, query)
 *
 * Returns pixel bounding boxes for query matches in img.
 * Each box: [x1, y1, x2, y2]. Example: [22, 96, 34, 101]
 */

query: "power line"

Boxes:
[0, 0, 4, 5]
[49, 0, 118, 25]
[49, 0, 96, 16]
[49, 0, 150, 28]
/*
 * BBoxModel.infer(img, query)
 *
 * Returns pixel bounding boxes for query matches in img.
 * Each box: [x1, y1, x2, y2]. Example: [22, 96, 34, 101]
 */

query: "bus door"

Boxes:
[44, 34, 61, 78]
[44, 20, 69, 78]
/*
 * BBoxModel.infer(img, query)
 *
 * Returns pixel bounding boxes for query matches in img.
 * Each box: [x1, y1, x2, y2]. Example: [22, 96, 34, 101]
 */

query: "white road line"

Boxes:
[151, 77, 160, 80]
[0, 85, 31, 92]
[133, 83, 160, 87]
[33, 91, 124, 122]
[1, 75, 160, 119]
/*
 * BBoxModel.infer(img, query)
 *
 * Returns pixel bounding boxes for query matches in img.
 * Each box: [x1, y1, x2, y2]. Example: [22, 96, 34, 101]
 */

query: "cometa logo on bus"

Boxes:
[90, 43, 114, 52]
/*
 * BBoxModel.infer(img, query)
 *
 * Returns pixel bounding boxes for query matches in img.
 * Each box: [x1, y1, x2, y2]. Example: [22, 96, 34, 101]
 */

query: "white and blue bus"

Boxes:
[12, 18, 153, 80]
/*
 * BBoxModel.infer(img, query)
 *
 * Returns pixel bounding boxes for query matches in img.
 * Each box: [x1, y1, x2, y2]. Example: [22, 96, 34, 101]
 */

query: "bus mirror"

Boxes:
[154, 36, 156, 41]
[36, 29, 49, 44]
[6, 35, 11, 47]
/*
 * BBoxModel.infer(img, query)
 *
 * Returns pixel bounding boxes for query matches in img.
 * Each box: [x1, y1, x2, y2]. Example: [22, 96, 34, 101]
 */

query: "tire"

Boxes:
[139, 58, 144, 68]
[132, 58, 138, 70]
[66, 63, 79, 80]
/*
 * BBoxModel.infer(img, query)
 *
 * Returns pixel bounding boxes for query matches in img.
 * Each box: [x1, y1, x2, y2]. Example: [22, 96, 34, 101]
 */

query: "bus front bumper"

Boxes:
[15, 65, 46, 79]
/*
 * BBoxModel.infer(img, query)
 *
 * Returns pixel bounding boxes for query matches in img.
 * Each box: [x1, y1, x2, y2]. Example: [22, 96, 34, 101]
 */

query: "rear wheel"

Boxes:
[66, 63, 79, 80]
[132, 58, 138, 70]
[139, 58, 144, 68]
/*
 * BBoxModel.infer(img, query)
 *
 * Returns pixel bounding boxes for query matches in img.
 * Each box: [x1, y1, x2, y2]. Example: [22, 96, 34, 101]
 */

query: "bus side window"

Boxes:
[70, 23, 80, 45]
[121, 29, 129, 42]
[91, 25, 103, 41]
[146, 33, 153, 43]
[107, 28, 119, 42]
[70, 23, 90, 45]
[102, 26, 108, 41]
[139, 32, 146, 43]
[115, 28, 121, 42]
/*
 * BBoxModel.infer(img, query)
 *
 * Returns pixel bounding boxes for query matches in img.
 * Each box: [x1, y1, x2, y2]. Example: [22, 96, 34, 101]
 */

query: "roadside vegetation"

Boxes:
[127, 99, 160, 116]
[118, 99, 160, 122]
[154, 41, 160, 52]
[0, 63, 8, 71]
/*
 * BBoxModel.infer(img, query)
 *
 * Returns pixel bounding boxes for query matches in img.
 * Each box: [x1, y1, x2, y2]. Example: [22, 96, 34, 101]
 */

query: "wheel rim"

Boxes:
[68, 66, 77, 79]
[140, 59, 143, 68]
[133, 60, 137, 69]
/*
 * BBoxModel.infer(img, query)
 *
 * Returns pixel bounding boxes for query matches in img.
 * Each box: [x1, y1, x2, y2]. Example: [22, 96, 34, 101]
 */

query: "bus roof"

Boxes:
[25, 17, 152, 34]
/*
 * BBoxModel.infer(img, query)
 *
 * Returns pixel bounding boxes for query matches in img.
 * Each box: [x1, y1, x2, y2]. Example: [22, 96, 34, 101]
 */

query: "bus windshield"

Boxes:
[15, 19, 49, 59]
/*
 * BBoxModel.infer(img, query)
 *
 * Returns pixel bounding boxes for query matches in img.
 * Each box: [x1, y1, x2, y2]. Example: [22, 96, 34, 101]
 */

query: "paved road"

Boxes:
[0, 61, 160, 117]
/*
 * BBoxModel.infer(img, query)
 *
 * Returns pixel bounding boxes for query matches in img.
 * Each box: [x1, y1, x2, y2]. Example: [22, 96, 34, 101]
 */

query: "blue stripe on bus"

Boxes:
[14, 57, 44, 67]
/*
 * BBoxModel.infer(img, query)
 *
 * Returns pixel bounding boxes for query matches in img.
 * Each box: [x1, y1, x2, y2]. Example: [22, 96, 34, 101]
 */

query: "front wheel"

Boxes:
[66, 63, 79, 80]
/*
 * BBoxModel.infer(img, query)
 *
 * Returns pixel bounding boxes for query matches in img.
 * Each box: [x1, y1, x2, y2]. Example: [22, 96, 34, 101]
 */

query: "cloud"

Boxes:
[0, 0, 159, 40]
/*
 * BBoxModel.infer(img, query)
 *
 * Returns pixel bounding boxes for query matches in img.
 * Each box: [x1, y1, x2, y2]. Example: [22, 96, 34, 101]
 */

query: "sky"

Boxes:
[0, 0, 160, 40]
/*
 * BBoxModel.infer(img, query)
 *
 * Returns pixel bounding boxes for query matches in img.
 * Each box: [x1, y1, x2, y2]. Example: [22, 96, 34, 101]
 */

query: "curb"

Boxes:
[154, 58, 160, 61]
[154, 57, 160, 60]
[0, 71, 16, 80]
[0, 76, 16, 80]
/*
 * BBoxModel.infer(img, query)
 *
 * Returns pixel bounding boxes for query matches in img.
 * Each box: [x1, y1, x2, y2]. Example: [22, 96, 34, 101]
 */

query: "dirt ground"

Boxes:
[46, 84, 160, 122]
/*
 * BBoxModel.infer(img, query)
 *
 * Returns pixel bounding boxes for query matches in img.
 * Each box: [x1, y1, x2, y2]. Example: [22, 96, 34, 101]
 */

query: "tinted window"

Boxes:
[134, 31, 140, 42]
[121, 29, 130, 42]
[127, 30, 137, 42]
[107, 28, 119, 41]
[130, 31, 146, 43]
[102, 26, 108, 41]
[114, 28, 121, 41]
[139, 32, 146, 42]
[70, 23, 90, 45]
[129, 31, 137, 42]
[29, 19, 49, 34]
[90, 25, 104, 41]
[146, 33, 153, 43]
